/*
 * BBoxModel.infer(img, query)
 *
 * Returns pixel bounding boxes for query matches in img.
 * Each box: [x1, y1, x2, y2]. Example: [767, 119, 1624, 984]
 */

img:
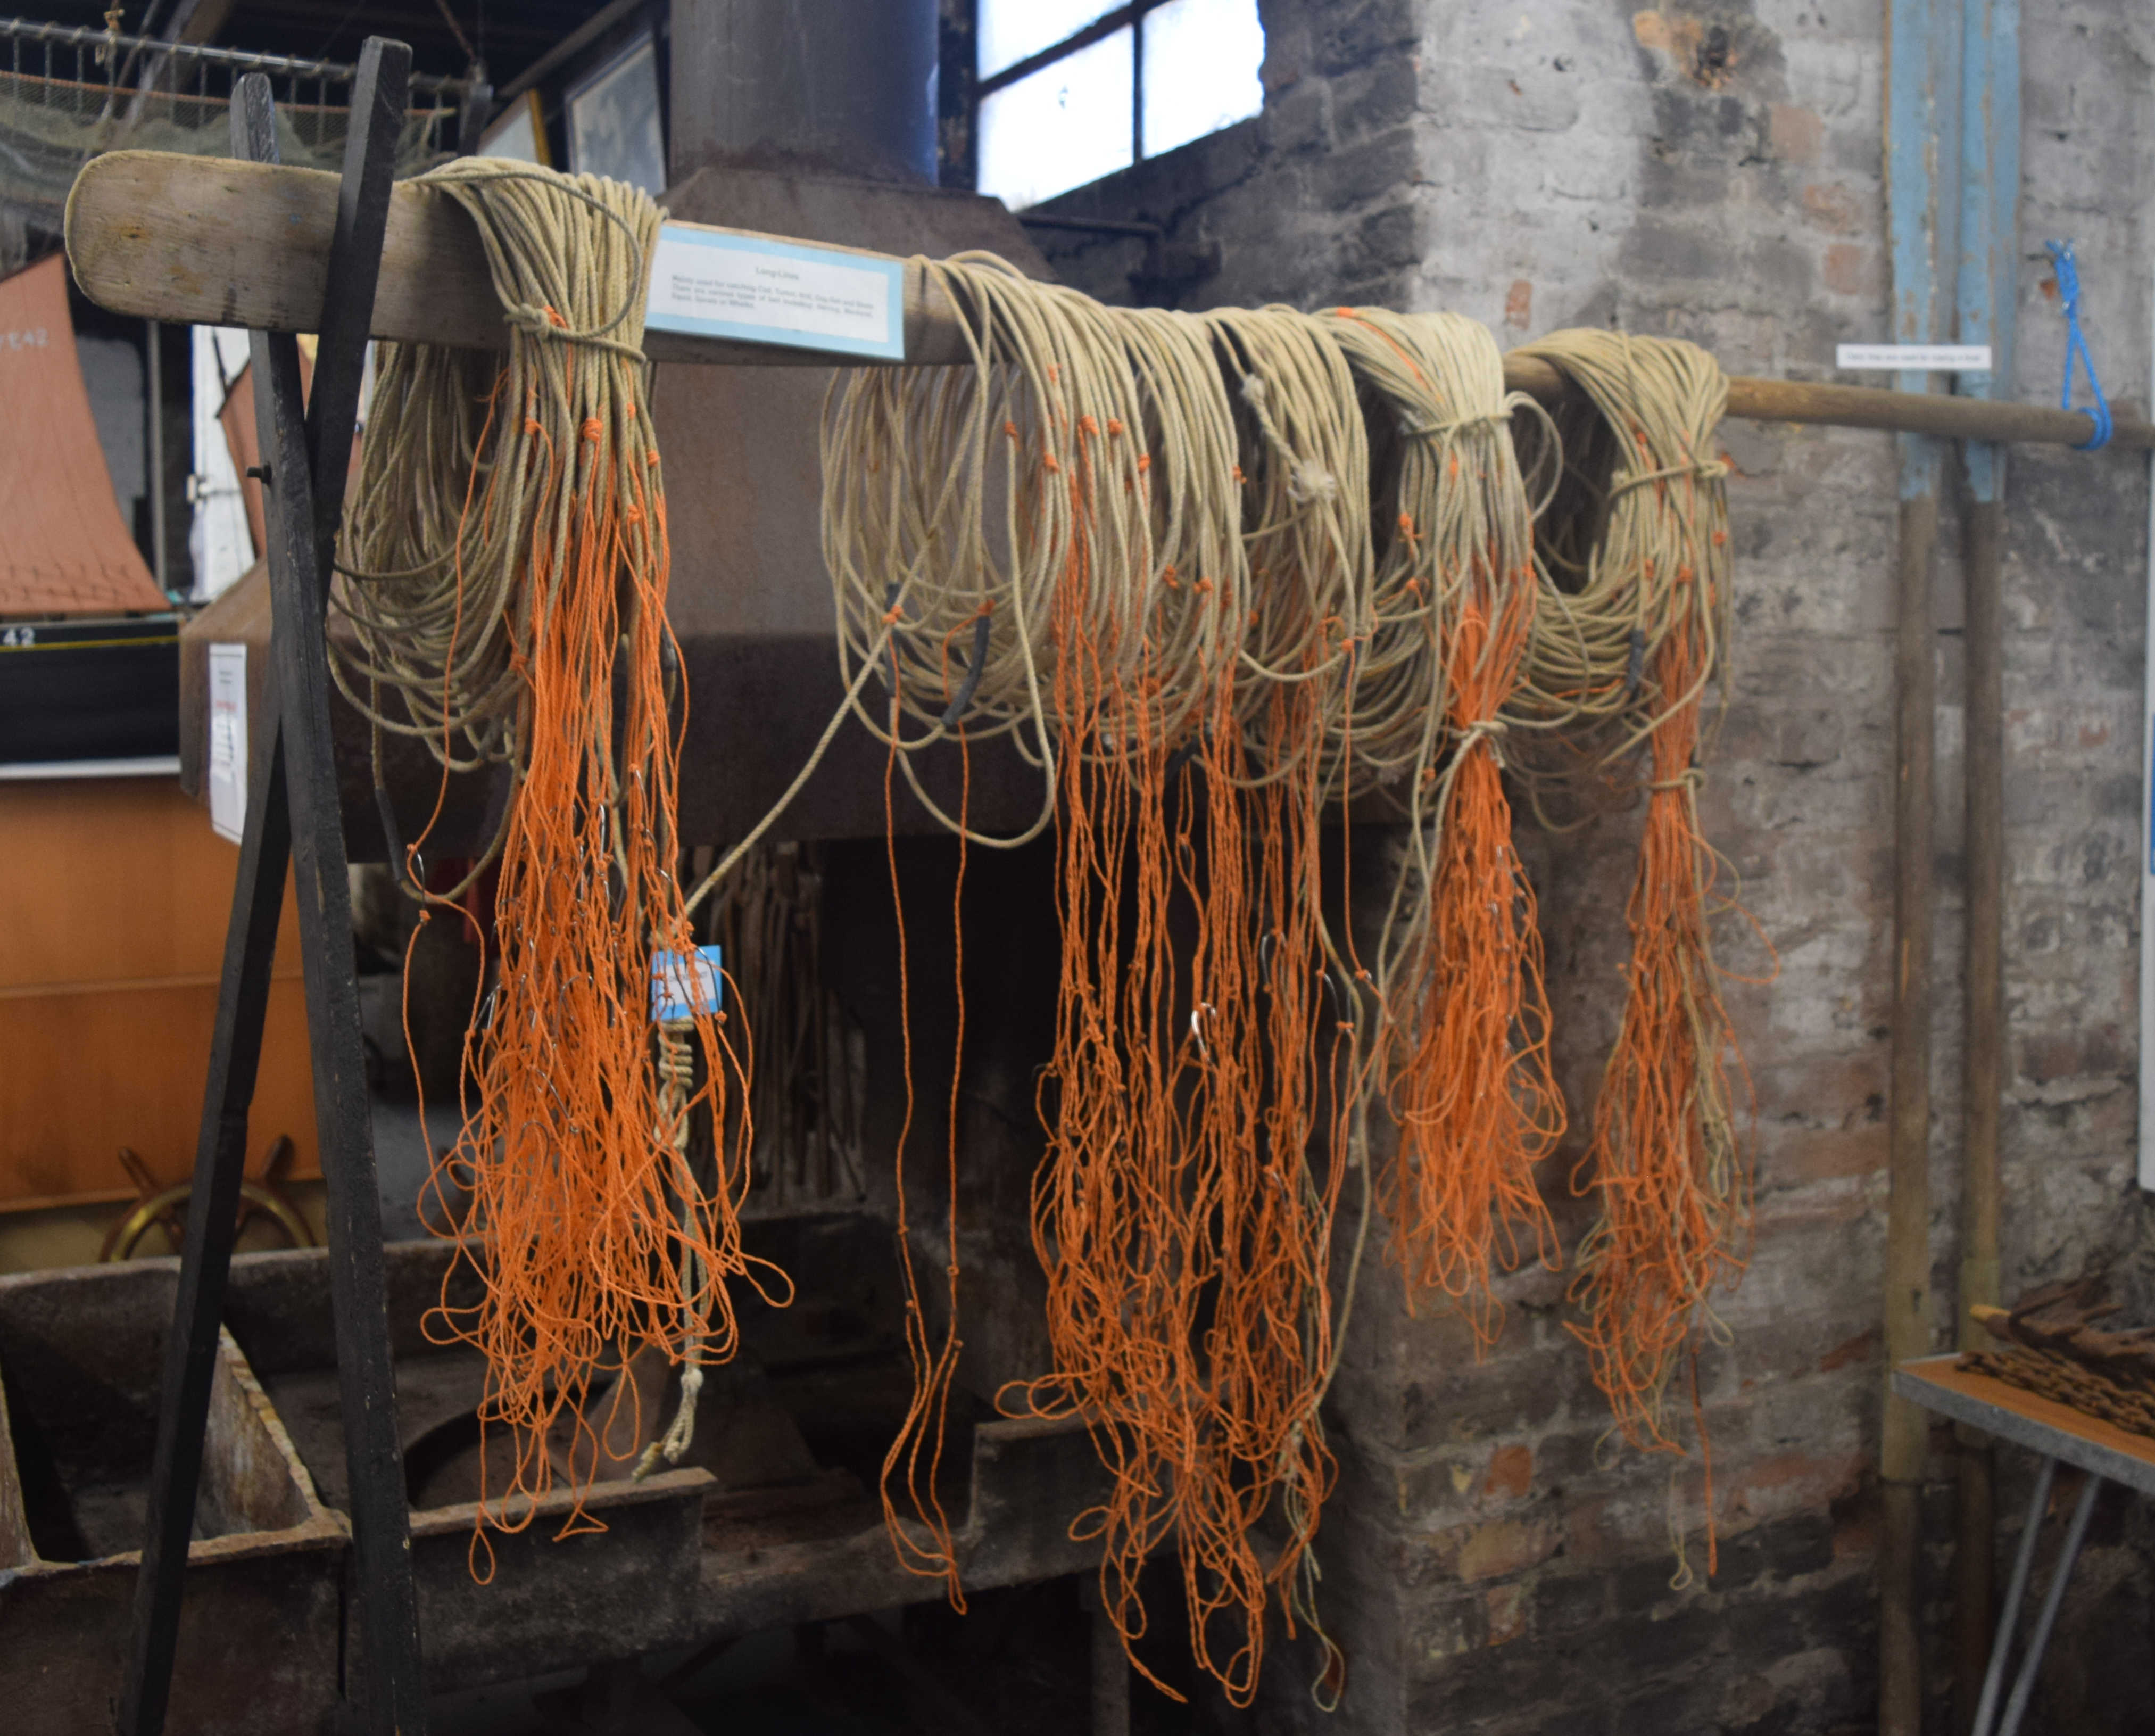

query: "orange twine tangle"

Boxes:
[814, 269, 1358, 1706]
[331, 161, 789, 1558]
[1510, 329, 1767, 1575]
[1318, 308, 1563, 1340]
[801, 284, 1767, 1683]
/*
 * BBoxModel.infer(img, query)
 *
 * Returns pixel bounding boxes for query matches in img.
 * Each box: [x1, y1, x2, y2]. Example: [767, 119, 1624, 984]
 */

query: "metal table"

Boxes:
[1894, 1355, 2153, 1735]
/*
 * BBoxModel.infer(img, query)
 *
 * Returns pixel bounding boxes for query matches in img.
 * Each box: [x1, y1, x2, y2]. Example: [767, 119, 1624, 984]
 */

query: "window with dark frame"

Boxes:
[973, 0, 1265, 211]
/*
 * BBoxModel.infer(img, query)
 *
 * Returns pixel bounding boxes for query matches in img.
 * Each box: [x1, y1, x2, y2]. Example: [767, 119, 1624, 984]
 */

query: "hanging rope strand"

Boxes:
[339, 159, 789, 1549]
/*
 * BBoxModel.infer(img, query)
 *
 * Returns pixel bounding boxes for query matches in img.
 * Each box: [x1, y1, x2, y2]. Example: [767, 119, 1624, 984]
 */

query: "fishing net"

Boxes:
[0, 51, 450, 229]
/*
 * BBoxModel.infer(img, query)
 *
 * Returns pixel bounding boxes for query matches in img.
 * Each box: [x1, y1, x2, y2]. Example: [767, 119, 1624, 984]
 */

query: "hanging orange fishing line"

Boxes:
[1319, 309, 1563, 1340]
[1510, 329, 1766, 1573]
[333, 161, 787, 1553]
[814, 268, 1357, 1706]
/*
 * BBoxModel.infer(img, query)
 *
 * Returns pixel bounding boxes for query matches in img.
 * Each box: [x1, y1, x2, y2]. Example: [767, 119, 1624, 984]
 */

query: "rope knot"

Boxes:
[1402, 408, 1512, 441]
[1289, 465, 1338, 505]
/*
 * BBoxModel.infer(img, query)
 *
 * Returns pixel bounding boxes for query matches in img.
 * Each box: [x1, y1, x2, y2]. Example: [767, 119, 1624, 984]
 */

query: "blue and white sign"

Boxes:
[651, 945, 725, 1023]
[645, 226, 905, 361]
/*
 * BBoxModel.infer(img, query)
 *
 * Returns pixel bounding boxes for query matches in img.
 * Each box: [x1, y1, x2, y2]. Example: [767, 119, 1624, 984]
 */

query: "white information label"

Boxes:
[1836, 343, 1994, 372]
[651, 945, 725, 1023]
[645, 226, 905, 360]
[207, 642, 247, 843]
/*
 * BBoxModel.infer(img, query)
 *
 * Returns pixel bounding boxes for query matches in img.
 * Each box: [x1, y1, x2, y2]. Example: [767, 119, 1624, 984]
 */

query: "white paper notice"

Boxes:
[644, 226, 905, 360]
[207, 642, 247, 843]
[1836, 343, 1993, 373]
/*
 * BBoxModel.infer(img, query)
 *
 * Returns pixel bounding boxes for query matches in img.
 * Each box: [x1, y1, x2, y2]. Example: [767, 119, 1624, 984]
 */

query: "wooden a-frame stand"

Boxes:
[118, 40, 428, 1736]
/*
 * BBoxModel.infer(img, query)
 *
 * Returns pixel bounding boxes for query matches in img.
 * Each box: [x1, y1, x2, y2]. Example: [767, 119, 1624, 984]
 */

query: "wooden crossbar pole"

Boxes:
[65, 148, 2153, 451]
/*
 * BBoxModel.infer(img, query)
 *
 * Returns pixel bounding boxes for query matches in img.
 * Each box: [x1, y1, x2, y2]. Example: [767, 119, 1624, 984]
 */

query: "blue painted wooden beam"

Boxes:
[1958, 0, 2020, 502]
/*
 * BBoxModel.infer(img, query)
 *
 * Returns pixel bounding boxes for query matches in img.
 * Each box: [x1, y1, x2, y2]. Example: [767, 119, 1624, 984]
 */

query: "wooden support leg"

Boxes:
[1957, 485, 2008, 1732]
[118, 40, 425, 1736]
[1880, 478, 1941, 1736]
[118, 726, 293, 1736]
[1087, 1582, 1130, 1736]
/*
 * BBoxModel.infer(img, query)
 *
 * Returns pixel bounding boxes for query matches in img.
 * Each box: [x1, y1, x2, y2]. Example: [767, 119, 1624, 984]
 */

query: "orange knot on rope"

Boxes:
[1079, 414, 1099, 436]
[581, 417, 603, 442]
[1136, 453, 1152, 473]
[1106, 418, 1125, 436]
[1043, 452, 1061, 473]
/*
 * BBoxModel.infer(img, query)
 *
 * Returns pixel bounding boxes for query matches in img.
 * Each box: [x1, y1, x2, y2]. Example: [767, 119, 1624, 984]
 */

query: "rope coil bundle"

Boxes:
[334, 159, 787, 1545]
[1319, 308, 1565, 1338]
[807, 269, 1760, 1692]
[1514, 330, 1755, 1570]
[820, 257, 1348, 1704]
[336, 181, 1763, 1688]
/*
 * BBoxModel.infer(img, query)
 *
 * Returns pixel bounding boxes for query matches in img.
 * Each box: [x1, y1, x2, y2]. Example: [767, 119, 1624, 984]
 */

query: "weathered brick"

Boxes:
[1029, 5, 2155, 1731]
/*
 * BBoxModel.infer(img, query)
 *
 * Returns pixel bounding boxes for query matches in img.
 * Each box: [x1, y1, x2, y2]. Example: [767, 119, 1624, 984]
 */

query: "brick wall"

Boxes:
[1033, 3, 2155, 1730]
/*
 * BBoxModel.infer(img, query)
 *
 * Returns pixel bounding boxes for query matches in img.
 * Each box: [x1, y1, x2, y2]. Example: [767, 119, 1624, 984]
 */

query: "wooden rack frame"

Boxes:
[66, 148, 2153, 454]
[112, 45, 426, 1736]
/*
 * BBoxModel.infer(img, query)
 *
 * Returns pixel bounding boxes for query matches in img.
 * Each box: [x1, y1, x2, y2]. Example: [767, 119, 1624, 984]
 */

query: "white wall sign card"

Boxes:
[207, 641, 247, 842]
[1836, 343, 1994, 372]
[645, 227, 905, 361]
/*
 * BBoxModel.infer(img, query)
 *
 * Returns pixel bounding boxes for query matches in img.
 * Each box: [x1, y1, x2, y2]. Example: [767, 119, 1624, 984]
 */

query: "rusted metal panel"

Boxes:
[694, 1414, 1104, 1635]
[411, 1471, 717, 1691]
[0, 1263, 345, 1735]
[0, 1210, 1113, 1705]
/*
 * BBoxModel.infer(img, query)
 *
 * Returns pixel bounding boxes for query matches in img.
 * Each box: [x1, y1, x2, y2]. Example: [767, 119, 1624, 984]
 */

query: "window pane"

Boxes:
[978, 29, 1135, 210]
[979, 0, 1120, 80]
[1142, 0, 1265, 159]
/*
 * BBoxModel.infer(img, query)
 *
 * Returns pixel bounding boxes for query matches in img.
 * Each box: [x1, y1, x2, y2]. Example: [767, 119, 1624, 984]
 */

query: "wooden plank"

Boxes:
[68, 149, 2155, 449]
[1896, 1356, 2155, 1498]
[65, 150, 969, 368]
[235, 81, 430, 1735]
[119, 55, 425, 1736]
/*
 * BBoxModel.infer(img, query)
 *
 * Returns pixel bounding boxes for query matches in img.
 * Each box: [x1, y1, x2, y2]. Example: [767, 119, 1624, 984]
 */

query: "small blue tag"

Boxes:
[651, 945, 724, 1022]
